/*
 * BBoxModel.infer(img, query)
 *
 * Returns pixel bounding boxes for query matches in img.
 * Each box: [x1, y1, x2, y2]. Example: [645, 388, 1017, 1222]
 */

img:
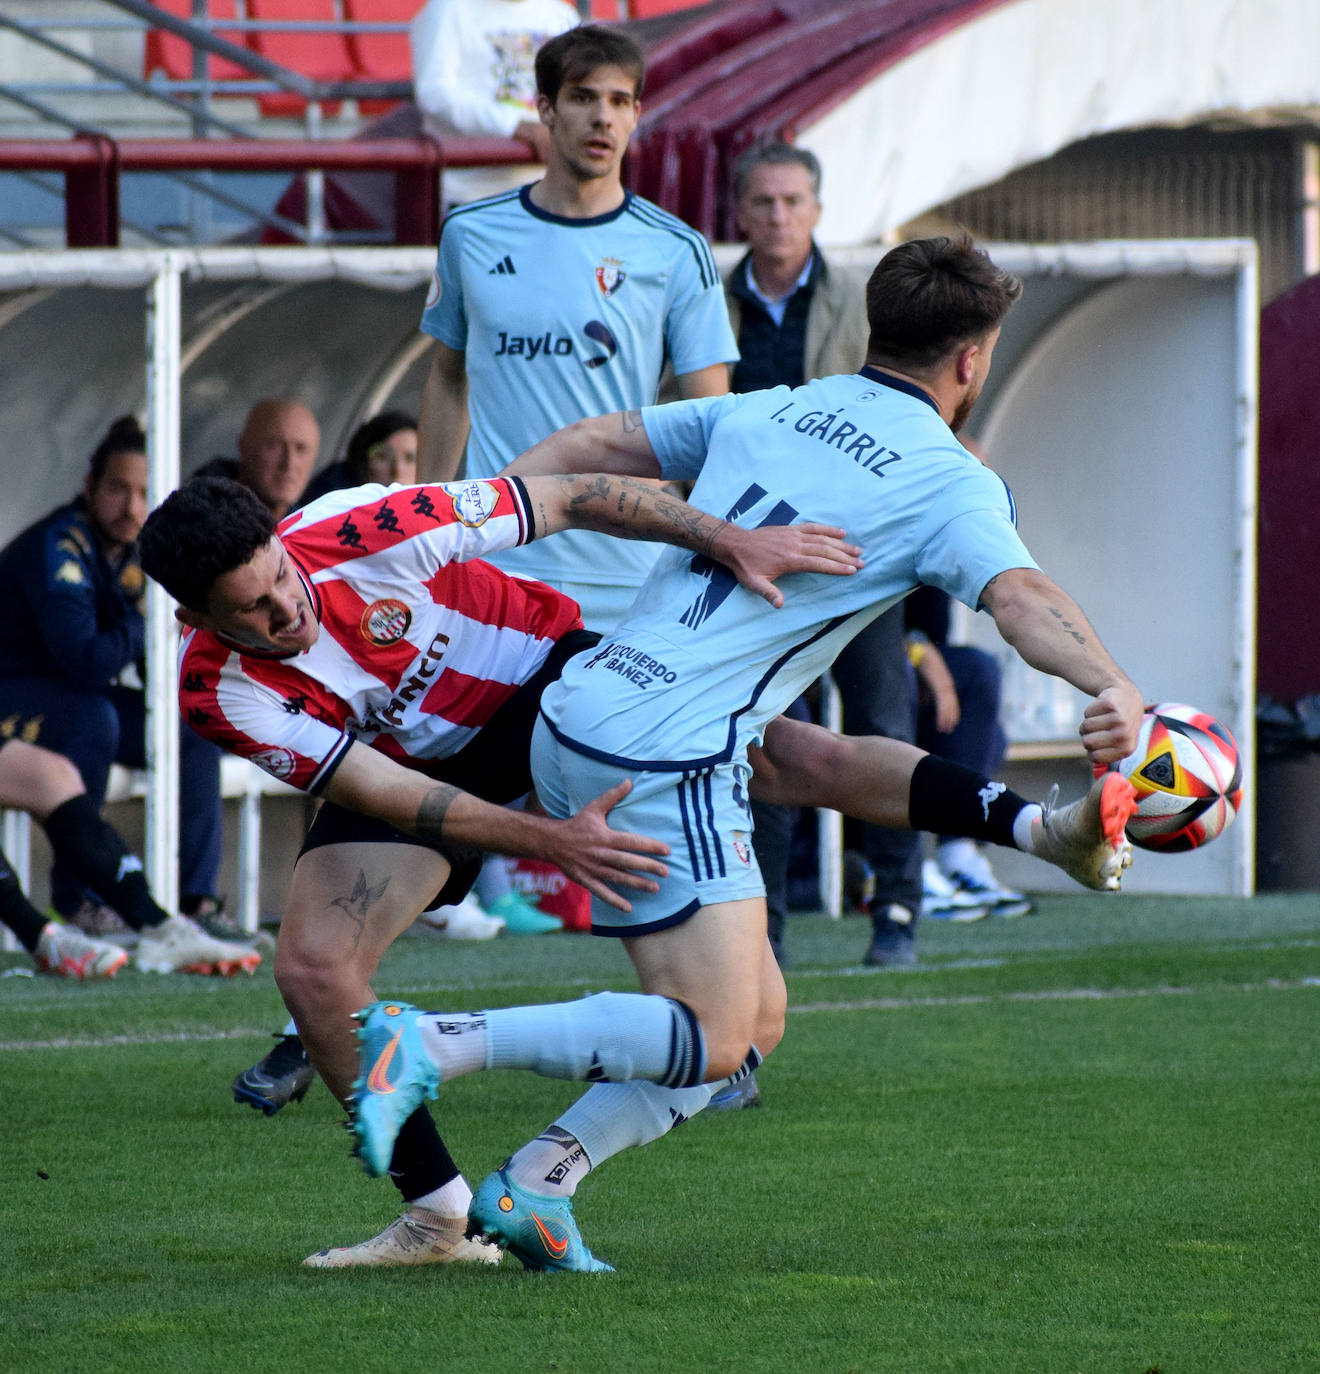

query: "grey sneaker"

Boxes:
[1032, 773, 1137, 892]
[302, 1206, 503, 1269]
[134, 913, 261, 976]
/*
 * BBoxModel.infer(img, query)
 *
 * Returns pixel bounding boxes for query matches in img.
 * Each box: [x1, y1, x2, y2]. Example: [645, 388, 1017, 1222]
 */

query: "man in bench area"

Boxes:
[0, 417, 256, 975]
[140, 456, 1133, 1270]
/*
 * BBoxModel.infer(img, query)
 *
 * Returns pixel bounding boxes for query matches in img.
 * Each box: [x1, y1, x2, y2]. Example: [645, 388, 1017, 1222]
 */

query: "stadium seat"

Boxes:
[343, 0, 418, 115]
[245, 0, 353, 117]
[143, 0, 250, 85]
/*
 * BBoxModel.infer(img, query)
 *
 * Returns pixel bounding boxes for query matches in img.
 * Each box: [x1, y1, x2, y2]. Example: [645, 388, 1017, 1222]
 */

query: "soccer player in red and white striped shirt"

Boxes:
[139, 470, 859, 1268]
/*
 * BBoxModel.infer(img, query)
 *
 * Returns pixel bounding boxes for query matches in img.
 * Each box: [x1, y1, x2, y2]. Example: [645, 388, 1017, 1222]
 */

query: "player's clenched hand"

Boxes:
[549, 779, 670, 912]
[1078, 681, 1144, 766]
[713, 522, 863, 608]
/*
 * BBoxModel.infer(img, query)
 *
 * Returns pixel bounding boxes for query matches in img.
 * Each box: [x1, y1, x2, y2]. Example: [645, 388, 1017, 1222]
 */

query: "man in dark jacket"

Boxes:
[0, 418, 239, 963]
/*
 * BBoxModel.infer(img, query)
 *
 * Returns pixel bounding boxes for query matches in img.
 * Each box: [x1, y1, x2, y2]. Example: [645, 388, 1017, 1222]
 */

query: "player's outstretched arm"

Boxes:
[979, 567, 1143, 765]
[321, 743, 668, 911]
[504, 410, 661, 480]
[519, 472, 862, 606]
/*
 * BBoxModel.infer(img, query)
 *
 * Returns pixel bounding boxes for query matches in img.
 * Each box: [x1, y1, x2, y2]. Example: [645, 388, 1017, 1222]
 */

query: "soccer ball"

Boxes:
[1108, 703, 1243, 852]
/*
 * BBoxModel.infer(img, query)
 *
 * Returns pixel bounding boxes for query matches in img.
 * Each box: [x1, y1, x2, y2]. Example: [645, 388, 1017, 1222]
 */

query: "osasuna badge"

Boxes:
[452, 480, 498, 527]
[595, 256, 626, 296]
[360, 598, 412, 646]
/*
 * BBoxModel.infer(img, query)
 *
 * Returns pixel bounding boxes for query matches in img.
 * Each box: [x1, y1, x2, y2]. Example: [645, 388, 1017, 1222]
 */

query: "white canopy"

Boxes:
[801, 0, 1320, 245]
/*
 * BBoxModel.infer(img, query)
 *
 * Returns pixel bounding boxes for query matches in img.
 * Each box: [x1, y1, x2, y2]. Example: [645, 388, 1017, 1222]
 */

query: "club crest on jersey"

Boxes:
[54, 560, 85, 585]
[251, 746, 296, 780]
[425, 269, 441, 309]
[595, 256, 626, 297]
[452, 480, 498, 527]
[360, 598, 412, 647]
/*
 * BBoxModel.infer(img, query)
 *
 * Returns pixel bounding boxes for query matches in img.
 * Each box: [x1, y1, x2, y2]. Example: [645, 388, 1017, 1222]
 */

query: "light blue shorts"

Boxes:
[530, 715, 766, 936]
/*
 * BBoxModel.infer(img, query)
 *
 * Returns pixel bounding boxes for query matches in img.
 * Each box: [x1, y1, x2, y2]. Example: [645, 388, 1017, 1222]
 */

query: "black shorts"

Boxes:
[298, 628, 600, 909]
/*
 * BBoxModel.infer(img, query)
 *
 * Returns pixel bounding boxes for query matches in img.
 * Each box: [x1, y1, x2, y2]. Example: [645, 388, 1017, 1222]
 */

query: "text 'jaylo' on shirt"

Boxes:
[420, 185, 738, 594]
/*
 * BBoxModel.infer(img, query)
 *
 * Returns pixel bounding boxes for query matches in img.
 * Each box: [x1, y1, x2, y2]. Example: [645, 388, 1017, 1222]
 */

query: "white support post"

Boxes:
[817, 675, 844, 918]
[1232, 253, 1260, 898]
[145, 259, 183, 917]
[238, 768, 262, 935]
[0, 810, 30, 951]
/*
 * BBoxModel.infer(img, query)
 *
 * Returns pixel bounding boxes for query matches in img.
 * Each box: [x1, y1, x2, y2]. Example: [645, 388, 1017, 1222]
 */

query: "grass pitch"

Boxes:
[3, 892, 1318, 1374]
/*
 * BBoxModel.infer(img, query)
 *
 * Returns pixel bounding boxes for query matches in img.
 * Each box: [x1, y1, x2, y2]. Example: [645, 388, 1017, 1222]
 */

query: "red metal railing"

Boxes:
[0, 133, 534, 246]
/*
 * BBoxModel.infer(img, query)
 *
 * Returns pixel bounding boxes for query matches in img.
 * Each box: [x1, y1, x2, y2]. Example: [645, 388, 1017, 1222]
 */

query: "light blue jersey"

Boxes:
[421, 185, 738, 606]
[540, 368, 1038, 772]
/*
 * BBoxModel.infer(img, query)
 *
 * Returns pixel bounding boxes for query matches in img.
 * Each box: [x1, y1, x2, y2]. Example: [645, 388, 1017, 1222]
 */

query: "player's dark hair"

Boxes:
[535, 24, 645, 104]
[865, 235, 1022, 372]
[345, 410, 416, 484]
[731, 141, 822, 202]
[87, 416, 146, 485]
[139, 476, 276, 613]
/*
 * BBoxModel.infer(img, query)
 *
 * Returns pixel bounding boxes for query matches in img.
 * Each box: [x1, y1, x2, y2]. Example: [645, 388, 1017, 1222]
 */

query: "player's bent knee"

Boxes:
[752, 1006, 786, 1058]
[273, 944, 351, 1011]
[703, 1034, 757, 1082]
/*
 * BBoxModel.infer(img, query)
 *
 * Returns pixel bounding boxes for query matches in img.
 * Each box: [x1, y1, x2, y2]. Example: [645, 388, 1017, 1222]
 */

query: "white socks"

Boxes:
[1013, 803, 1044, 852]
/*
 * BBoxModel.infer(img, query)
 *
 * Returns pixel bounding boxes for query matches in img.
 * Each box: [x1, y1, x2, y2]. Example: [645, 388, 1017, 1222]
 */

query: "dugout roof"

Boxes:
[626, 0, 1320, 244]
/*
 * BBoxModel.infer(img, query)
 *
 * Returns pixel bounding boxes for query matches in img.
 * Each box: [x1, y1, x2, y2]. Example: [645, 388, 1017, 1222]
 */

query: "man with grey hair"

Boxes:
[725, 142, 870, 390]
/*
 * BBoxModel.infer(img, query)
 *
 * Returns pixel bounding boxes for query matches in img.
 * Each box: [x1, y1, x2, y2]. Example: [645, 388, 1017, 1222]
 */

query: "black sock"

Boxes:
[0, 849, 47, 954]
[42, 796, 170, 932]
[391, 1107, 462, 1202]
[907, 755, 1029, 851]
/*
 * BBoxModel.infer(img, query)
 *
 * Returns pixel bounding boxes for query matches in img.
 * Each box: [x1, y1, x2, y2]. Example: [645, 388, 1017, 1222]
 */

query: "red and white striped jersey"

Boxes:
[177, 478, 582, 793]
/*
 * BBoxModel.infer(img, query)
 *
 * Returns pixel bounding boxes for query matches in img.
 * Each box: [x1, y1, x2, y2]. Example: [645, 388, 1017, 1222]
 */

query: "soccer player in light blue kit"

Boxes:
[354, 236, 1146, 1271]
[416, 23, 736, 629]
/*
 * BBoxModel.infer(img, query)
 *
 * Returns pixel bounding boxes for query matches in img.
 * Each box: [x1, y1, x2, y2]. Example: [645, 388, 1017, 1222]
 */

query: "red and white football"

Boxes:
[1108, 703, 1243, 852]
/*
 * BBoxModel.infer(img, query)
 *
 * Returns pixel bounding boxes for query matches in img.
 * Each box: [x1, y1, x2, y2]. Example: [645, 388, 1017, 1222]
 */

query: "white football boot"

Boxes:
[1030, 773, 1137, 892]
[303, 1206, 502, 1269]
[134, 913, 261, 975]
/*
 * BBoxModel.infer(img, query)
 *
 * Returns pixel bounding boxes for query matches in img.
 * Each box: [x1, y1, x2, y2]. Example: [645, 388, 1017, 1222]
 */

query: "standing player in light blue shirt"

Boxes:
[416, 24, 737, 630]
[355, 236, 1147, 1272]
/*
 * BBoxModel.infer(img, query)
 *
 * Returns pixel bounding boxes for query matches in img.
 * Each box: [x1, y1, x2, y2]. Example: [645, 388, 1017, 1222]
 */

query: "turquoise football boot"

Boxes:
[469, 1166, 614, 1273]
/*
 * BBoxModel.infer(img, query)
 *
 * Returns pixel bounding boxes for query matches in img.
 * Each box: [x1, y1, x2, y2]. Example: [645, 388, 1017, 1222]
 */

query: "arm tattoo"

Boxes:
[416, 782, 461, 842]
[566, 474, 721, 554]
[621, 409, 645, 434]
[1047, 606, 1088, 646]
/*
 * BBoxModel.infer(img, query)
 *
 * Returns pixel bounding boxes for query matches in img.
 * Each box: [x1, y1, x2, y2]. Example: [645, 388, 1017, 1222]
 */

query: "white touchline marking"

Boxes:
[2, 978, 1316, 1052]
[789, 978, 1320, 1016]
[0, 1026, 272, 1052]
